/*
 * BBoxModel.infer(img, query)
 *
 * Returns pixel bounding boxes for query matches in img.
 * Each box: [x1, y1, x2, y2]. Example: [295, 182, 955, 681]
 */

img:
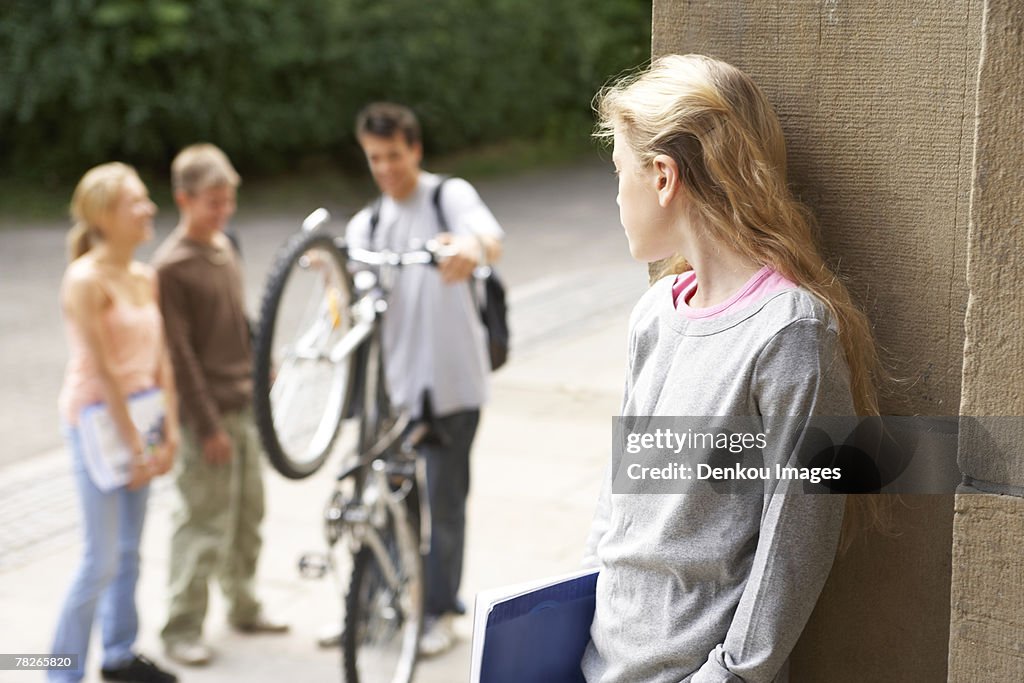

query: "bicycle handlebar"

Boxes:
[347, 241, 457, 267]
[299, 207, 459, 266]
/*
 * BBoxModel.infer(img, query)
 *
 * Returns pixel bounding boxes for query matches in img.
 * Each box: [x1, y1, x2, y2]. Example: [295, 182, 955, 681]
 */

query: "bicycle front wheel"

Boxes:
[254, 230, 357, 479]
[343, 501, 423, 683]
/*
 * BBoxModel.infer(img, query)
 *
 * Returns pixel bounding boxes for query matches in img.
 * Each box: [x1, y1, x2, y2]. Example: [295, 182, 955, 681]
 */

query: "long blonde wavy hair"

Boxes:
[597, 54, 888, 544]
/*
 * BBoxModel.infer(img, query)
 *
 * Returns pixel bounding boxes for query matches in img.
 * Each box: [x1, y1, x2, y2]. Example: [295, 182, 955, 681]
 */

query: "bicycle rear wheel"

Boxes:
[254, 230, 357, 479]
[342, 495, 423, 683]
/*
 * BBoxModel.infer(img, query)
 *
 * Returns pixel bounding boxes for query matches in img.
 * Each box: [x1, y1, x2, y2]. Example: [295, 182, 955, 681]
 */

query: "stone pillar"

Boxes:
[650, 2, 992, 680]
[948, 0, 1024, 679]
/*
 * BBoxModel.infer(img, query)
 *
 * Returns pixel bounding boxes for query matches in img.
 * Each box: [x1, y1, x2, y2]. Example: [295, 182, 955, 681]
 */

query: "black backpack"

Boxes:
[369, 177, 510, 371]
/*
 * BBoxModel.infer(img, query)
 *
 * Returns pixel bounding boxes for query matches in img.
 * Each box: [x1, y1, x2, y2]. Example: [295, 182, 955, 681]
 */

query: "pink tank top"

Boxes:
[58, 280, 164, 425]
[673, 266, 797, 319]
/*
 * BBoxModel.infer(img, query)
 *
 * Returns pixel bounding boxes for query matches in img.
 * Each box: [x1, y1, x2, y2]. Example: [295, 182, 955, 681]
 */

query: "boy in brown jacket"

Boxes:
[153, 144, 286, 667]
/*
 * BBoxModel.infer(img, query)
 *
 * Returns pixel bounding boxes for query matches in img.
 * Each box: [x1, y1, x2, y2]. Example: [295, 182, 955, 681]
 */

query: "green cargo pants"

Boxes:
[161, 409, 265, 645]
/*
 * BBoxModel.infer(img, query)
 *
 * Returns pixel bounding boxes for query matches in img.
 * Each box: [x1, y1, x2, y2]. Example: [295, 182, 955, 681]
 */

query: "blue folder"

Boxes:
[473, 569, 599, 683]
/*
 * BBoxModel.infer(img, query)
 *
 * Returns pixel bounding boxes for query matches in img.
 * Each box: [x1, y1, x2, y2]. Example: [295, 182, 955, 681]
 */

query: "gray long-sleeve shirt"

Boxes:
[582, 276, 852, 683]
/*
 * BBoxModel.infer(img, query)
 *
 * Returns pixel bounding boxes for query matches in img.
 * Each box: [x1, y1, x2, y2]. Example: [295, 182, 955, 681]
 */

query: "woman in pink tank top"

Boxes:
[50, 163, 180, 683]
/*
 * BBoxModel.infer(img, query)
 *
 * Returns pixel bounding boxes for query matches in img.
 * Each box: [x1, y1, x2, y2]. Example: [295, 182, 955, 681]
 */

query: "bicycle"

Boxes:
[252, 208, 452, 683]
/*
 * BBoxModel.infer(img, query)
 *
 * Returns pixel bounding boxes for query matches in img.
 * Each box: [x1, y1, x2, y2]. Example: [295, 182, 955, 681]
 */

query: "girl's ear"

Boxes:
[652, 154, 681, 208]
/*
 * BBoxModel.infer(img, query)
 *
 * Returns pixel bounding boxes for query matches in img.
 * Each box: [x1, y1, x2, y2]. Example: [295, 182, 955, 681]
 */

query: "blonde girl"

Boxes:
[582, 55, 881, 683]
[51, 163, 179, 683]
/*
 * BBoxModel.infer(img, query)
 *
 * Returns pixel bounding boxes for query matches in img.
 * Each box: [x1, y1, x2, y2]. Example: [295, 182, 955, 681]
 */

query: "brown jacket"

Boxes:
[153, 229, 251, 438]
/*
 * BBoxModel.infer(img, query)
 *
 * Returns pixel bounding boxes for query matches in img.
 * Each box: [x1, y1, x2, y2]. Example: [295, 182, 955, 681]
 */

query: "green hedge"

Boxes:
[0, 0, 650, 180]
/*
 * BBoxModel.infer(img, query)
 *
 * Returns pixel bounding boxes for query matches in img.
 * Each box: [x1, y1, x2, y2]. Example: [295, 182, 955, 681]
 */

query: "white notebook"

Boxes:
[78, 388, 165, 492]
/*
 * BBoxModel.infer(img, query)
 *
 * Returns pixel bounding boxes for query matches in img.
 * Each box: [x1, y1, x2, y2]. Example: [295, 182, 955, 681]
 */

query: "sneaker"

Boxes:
[101, 654, 178, 682]
[316, 622, 343, 648]
[165, 639, 213, 666]
[232, 610, 290, 634]
[418, 615, 455, 658]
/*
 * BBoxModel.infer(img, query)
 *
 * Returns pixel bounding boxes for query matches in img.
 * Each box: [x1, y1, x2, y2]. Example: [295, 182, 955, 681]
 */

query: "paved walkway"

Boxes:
[0, 267, 645, 682]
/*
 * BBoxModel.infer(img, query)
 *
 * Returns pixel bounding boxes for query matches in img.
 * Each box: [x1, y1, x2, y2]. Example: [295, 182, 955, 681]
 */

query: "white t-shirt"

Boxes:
[345, 172, 505, 418]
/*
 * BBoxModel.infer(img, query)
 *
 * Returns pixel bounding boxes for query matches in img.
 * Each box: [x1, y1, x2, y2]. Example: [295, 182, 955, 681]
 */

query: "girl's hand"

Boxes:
[126, 455, 153, 490]
[124, 434, 151, 489]
[151, 432, 179, 476]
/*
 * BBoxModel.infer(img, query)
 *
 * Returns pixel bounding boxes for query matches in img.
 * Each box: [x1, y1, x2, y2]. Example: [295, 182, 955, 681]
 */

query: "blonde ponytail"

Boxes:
[66, 222, 95, 262]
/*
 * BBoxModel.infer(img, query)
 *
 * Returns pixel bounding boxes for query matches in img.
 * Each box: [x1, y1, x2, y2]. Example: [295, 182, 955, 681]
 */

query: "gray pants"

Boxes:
[161, 409, 265, 644]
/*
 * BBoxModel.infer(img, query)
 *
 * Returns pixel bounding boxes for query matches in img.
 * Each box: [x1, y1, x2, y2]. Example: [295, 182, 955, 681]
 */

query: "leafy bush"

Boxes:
[0, 0, 650, 180]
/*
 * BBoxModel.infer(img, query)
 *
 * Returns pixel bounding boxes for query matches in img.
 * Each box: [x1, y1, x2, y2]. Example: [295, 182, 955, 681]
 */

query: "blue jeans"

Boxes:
[420, 409, 479, 617]
[49, 425, 150, 682]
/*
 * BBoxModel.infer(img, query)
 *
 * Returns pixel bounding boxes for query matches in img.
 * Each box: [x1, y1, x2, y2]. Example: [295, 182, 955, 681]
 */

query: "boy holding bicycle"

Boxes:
[345, 103, 504, 656]
[153, 144, 288, 667]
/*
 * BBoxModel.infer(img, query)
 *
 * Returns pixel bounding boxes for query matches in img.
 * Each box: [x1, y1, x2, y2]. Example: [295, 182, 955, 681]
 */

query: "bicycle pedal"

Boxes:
[298, 552, 329, 579]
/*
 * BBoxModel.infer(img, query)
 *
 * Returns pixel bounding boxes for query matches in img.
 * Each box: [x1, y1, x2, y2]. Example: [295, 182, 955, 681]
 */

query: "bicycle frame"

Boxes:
[298, 209, 444, 571]
[334, 434, 430, 580]
[328, 410, 432, 546]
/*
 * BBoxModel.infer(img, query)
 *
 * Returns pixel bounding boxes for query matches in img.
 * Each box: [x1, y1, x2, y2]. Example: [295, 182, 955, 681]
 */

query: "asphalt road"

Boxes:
[0, 159, 638, 467]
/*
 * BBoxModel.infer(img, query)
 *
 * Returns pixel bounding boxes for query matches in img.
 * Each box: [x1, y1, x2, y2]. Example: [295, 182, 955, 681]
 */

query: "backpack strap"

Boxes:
[431, 175, 451, 233]
[367, 195, 383, 245]
[430, 176, 487, 312]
